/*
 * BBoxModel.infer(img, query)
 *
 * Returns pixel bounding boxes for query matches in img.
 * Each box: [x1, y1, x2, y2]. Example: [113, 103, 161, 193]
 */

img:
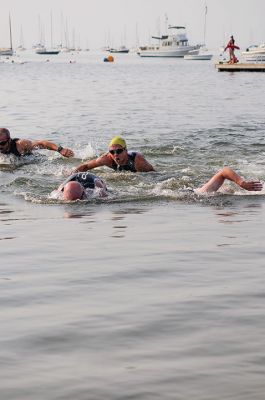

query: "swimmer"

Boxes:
[0, 128, 74, 158]
[196, 167, 262, 194]
[74, 135, 154, 173]
[57, 171, 108, 200]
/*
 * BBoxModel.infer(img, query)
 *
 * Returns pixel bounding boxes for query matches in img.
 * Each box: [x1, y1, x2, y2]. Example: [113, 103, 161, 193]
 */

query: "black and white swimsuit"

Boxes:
[60, 172, 104, 191]
[111, 151, 137, 172]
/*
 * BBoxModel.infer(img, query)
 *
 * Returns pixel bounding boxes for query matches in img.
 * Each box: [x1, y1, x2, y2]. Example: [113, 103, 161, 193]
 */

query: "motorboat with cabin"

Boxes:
[138, 25, 200, 58]
[241, 44, 265, 62]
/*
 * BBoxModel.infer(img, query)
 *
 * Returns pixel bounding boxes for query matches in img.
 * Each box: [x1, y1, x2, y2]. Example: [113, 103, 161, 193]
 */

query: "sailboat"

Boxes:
[17, 27, 26, 51]
[0, 14, 14, 56]
[36, 13, 59, 55]
[109, 46, 129, 53]
[184, 5, 213, 60]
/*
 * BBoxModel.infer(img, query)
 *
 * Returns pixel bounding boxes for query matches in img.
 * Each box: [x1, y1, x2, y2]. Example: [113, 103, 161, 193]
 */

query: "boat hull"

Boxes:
[241, 53, 265, 62]
[184, 54, 213, 60]
[36, 49, 60, 55]
[109, 49, 129, 54]
[138, 45, 199, 58]
[241, 45, 265, 62]
[0, 48, 13, 56]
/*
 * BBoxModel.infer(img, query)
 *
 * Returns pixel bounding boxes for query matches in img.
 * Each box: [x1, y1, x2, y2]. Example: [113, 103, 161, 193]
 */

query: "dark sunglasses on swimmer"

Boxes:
[0, 139, 9, 146]
[109, 148, 124, 155]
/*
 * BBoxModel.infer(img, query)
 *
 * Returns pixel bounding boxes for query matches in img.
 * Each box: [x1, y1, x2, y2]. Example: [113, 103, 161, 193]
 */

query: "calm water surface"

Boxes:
[1, 51, 265, 399]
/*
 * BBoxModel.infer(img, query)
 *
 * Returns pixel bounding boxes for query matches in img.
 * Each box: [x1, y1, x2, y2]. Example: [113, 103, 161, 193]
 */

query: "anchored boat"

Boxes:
[241, 44, 265, 62]
[109, 46, 129, 54]
[0, 14, 13, 56]
[138, 25, 199, 58]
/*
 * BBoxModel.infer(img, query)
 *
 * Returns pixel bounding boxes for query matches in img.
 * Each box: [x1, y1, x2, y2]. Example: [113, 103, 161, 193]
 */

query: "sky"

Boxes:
[1, 0, 265, 50]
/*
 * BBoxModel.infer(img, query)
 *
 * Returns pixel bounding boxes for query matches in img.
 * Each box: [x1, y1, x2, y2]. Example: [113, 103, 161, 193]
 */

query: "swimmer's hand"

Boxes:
[59, 147, 74, 158]
[240, 181, 263, 191]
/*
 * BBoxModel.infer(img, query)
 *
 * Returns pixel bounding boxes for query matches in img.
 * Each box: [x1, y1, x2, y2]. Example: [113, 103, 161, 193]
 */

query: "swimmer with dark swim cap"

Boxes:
[56, 171, 108, 201]
[74, 135, 155, 173]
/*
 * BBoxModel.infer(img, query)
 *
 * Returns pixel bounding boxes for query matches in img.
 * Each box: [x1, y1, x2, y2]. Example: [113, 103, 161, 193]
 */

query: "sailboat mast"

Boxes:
[203, 5, 207, 46]
[164, 13, 168, 34]
[9, 13, 13, 50]
[50, 12, 53, 48]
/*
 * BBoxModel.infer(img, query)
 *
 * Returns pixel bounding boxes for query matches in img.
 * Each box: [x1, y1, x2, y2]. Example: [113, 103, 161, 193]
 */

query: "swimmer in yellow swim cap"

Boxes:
[74, 135, 155, 173]
[108, 135, 127, 149]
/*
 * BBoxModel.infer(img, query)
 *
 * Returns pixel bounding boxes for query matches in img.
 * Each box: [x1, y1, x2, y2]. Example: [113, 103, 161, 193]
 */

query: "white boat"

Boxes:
[35, 47, 60, 55]
[184, 6, 213, 61]
[109, 46, 129, 54]
[184, 48, 212, 60]
[60, 46, 71, 53]
[138, 25, 199, 58]
[16, 27, 26, 51]
[0, 14, 13, 56]
[241, 44, 265, 62]
[0, 48, 13, 56]
[35, 13, 59, 55]
[16, 45, 26, 52]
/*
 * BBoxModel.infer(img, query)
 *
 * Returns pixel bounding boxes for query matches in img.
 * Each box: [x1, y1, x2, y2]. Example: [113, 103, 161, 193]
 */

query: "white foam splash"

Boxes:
[73, 143, 97, 161]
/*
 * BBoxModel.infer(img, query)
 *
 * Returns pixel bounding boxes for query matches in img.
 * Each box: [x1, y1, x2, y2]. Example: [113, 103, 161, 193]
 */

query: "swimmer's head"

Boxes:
[63, 181, 85, 201]
[0, 128, 11, 153]
[0, 128, 10, 139]
[108, 136, 127, 149]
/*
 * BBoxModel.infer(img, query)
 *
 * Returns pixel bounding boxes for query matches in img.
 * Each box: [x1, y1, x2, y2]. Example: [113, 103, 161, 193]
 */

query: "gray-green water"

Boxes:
[1, 51, 265, 399]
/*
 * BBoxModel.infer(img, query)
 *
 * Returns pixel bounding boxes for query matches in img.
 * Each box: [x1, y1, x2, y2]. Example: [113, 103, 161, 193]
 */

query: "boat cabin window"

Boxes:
[162, 41, 172, 47]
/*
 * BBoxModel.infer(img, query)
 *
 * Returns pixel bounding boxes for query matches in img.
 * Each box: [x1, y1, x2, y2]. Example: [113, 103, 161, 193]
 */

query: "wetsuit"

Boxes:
[4, 138, 33, 157]
[111, 151, 137, 172]
[7, 138, 21, 157]
[60, 172, 104, 191]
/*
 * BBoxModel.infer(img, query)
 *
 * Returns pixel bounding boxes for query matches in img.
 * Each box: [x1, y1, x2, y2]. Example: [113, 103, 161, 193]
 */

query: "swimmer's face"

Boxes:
[109, 145, 127, 165]
[0, 133, 10, 153]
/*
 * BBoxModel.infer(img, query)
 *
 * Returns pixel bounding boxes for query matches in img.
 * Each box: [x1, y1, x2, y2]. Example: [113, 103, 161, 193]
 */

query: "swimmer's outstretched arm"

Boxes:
[196, 167, 263, 194]
[74, 154, 111, 172]
[20, 139, 74, 158]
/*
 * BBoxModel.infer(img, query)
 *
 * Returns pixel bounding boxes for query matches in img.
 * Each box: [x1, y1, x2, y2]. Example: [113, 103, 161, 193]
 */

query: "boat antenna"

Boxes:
[203, 4, 208, 46]
[164, 13, 168, 34]
[9, 13, 13, 50]
[50, 11, 53, 48]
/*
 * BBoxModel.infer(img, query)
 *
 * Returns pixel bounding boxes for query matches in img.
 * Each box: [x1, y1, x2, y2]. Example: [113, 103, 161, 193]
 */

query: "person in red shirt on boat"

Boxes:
[224, 35, 240, 64]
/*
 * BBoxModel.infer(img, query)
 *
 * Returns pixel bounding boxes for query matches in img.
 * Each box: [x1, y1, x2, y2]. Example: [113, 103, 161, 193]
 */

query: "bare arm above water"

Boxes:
[196, 167, 263, 194]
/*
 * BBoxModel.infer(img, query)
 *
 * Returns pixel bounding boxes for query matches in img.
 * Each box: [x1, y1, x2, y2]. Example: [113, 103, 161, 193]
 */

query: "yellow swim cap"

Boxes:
[108, 136, 127, 149]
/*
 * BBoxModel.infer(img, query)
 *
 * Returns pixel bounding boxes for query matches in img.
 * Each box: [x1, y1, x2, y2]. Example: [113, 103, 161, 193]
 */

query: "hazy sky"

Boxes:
[1, 0, 264, 50]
